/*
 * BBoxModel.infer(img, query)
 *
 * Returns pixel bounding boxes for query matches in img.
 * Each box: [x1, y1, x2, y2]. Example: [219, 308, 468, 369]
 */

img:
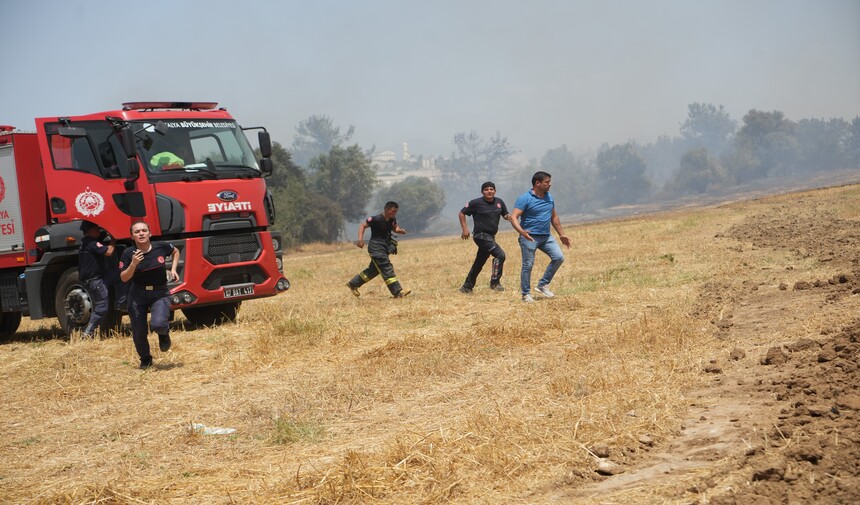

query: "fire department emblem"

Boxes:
[0, 175, 6, 204]
[75, 188, 106, 217]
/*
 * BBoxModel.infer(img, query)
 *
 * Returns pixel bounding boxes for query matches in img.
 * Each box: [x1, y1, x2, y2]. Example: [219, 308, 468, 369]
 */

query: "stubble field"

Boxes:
[1, 183, 859, 504]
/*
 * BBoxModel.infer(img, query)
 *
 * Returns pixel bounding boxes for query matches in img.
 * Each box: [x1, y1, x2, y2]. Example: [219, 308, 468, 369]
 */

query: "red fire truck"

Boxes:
[0, 101, 289, 337]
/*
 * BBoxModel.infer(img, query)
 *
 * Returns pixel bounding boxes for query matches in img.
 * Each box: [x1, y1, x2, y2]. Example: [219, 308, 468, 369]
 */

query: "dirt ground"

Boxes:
[2, 180, 859, 504]
[565, 189, 860, 504]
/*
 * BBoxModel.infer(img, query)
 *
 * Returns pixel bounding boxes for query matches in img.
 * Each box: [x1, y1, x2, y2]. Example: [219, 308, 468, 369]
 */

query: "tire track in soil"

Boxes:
[563, 196, 860, 503]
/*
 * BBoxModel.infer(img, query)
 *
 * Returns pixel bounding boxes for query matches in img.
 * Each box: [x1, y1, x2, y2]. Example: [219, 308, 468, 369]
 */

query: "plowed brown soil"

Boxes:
[565, 190, 860, 504]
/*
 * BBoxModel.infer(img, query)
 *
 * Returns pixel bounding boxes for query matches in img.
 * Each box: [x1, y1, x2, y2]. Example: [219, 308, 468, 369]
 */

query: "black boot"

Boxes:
[158, 333, 171, 352]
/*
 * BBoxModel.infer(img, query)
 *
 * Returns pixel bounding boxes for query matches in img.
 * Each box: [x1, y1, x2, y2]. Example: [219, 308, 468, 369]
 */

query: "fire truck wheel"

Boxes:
[0, 311, 22, 340]
[182, 302, 240, 327]
[55, 268, 92, 336]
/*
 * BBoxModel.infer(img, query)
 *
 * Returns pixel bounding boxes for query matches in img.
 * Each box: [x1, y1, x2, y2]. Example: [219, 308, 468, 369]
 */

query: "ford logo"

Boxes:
[217, 190, 238, 202]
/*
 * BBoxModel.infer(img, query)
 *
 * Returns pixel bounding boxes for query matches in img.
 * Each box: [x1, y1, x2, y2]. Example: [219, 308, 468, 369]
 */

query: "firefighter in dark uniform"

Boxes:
[458, 181, 511, 293]
[78, 221, 116, 337]
[119, 220, 179, 369]
[346, 201, 412, 298]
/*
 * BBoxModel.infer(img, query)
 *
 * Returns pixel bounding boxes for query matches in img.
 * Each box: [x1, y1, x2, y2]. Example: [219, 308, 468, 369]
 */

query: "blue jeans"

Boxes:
[83, 277, 109, 335]
[519, 234, 564, 295]
[128, 285, 171, 360]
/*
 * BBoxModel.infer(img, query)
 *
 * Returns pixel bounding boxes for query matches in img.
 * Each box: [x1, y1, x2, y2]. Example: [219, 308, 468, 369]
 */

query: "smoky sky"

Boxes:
[2, 0, 858, 158]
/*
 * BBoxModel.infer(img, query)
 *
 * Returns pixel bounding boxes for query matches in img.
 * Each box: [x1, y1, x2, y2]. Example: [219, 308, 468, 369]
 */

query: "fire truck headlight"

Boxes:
[170, 291, 197, 305]
[276, 277, 290, 292]
[276, 257, 283, 271]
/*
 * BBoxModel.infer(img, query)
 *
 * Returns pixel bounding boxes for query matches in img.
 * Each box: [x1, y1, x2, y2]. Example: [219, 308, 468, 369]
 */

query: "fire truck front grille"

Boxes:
[202, 265, 269, 290]
[204, 233, 261, 265]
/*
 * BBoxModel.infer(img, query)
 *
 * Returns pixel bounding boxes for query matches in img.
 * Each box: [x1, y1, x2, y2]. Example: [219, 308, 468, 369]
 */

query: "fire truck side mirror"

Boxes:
[126, 159, 140, 178]
[260, 158, 273, 176]
[120, 125, 140, 185]
[120, 127, 138, 158]
[258, 131, 272, 158]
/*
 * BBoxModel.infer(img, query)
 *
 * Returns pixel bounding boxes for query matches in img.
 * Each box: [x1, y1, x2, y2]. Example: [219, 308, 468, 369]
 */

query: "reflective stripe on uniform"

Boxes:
[370, 258, 398, 284]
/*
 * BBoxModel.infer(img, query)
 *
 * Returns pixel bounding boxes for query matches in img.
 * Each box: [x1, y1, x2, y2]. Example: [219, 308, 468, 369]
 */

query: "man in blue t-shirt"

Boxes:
[510, 171, 571, 302]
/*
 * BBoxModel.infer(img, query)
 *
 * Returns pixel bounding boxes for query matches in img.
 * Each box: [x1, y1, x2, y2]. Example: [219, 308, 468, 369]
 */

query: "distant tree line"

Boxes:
[559, 105, 860, 210]
[264, 107, 860, 247]
[439, 104, 859, 217]
[263, 115, 446, 247]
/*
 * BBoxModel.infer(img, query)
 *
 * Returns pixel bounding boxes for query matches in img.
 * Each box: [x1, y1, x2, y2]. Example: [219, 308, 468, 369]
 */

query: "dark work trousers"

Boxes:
[128, 285, 171, 360]
[82, 277, 109, 335]
[463, 232, 506, 289]
[347, 239, 403, 295]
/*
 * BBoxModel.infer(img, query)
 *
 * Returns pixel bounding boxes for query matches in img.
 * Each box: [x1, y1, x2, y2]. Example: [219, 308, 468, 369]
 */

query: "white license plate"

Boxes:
[224, 285, 254, 298]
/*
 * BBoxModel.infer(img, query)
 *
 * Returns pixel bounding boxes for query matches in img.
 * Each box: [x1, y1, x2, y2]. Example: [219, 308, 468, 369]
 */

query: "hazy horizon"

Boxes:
[2, 0, 858, 159]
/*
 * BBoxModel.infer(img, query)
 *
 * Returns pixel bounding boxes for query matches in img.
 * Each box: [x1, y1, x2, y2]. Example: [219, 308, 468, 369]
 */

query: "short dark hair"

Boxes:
[80, 221, 98, 233]
[384, 201, 399, 210]
[481, 181, 495, 191]
[532, 171, 551, 186]
[129, 220, 150, 235]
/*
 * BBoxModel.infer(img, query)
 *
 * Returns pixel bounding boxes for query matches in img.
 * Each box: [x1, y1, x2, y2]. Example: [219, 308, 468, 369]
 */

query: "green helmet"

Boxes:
[150, 151, 185, 168]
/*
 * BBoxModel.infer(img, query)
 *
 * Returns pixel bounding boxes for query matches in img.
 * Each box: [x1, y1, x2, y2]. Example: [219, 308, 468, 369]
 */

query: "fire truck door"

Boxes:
[0, 146, 26, 252]
[41, 123, 151, 232]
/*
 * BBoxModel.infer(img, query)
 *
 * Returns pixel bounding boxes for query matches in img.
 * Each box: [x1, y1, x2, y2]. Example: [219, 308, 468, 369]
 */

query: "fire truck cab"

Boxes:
[0, 102, 289, 337]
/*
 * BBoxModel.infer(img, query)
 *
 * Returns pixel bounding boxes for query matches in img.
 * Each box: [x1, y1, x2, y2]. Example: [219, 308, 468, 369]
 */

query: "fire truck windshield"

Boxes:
[134, 120, 261, 180]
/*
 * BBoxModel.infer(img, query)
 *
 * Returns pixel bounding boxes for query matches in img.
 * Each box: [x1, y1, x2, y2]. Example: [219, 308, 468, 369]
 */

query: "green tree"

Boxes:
[270, 181, 343, 246]
[728, 109, 798, 182]
[290, 115, 355, 169]
[262, 140, 345, 246]
[376, 176, 445, 234]
[439, 130, 517, 213]
[680, 103, 737, 155]
[441, 132, 515, 184]
[596, 143, 652, 206]
[668, 147, 727, 195]
[638, 135, 689, 189]
[309, 144, 377, 223]
[848, 117, 860, 167]
[264, 141, 304, 189]
[795, 118, 850, 172]
[539, 144, 596, 213]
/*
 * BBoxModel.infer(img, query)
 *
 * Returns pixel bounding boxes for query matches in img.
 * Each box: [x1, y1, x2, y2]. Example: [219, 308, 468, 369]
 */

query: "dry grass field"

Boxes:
[1, 183, 859, 504]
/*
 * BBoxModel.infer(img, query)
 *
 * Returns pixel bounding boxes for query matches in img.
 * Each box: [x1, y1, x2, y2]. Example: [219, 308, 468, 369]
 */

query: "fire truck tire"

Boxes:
[53, 269, 123, 337]
[55, 268, 90, 336]
[0, 311, 22, 339]
[182, 302, 240, 327]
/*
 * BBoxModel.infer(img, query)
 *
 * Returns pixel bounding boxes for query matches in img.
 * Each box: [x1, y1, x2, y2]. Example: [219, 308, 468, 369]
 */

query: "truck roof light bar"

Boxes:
[122, 102, 219, 111]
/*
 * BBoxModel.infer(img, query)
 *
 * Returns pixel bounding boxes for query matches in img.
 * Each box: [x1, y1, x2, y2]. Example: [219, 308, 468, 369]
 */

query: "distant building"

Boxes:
[372, 150, 396, 163]
[372, 143, 442, 187]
